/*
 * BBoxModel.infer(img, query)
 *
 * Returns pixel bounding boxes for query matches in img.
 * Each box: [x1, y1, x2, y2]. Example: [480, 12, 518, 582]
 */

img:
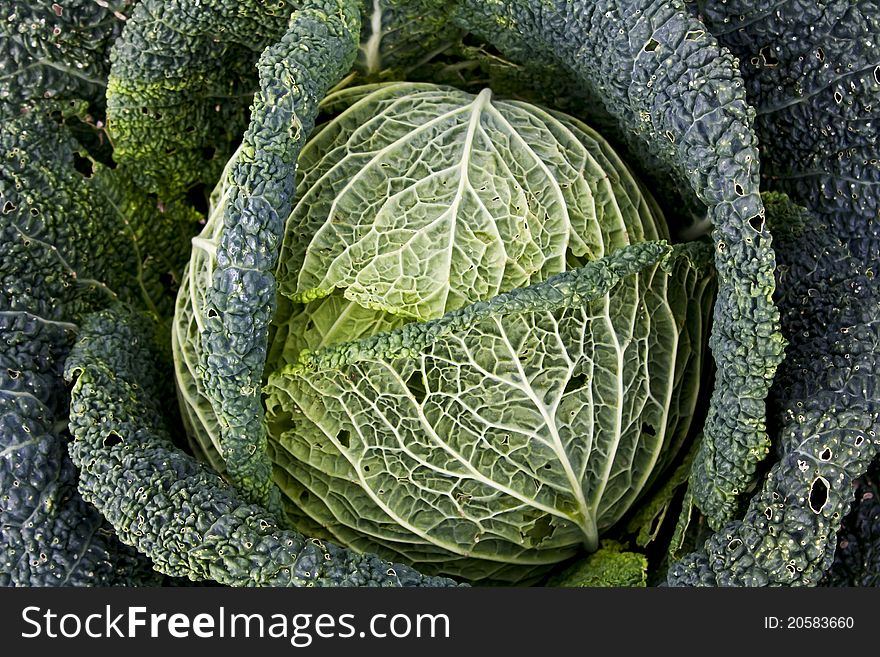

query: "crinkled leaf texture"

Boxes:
[174, 68, 715, 582]
[691, 0, 880, 264]
[278, 82, 665, 321]
[105, 0, 301, 196]
[668, 194, 880, 586]
[0, 108, 194, 586]
[106, 0, 463, 198]
[823, 461, 880, 587]
[452, 0, 785, 531]
[183, 1, 363, 512]
[547, 540, 647, 587]
[0, 0, 133, 114]
[66, 306, 458, 588]
[260, 241, 713, 584]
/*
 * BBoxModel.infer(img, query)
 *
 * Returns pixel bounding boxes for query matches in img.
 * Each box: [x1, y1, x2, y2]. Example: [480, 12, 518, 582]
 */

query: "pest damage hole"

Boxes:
[641, 423, 656, 436]
[644, 38, 659, 52]
[336, 429, 350, 448]
[524, 516, 554, 543]
[159, 271, 175, 295]
[406, 371, 427, 405]
[874, 66, 880, 86]
[749, 214, 764, 232]
[564, 372, 588, 395]
[734, 183, 744, 196]
[759, 45, 779, 67]
[72, 152, 93, 178]
[103, 432, 123, 448]
[809, 476, 829, 514]
[819, 448, 832, 461]
[185, 183, 209, 216]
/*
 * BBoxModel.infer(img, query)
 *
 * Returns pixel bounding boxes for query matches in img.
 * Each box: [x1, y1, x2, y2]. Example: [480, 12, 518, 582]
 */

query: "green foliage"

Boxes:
[823, 462, 880, 587]
[2, 0, 878, 589]
[0, 108, 192, 586]
[260, 242, 712, 583]
[691, 0, 880, 264]
[175, 56, 714, 581]
[0, 0, 133, 115]
[667, 194, 880, 585]
[454, 0, 786, 532]
[548, 541, 648, 588]
[66, 306, 458, 587]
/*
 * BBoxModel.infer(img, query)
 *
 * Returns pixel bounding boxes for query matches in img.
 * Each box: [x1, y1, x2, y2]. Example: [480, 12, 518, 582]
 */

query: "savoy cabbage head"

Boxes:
[2, 0, 878, 588]
[173, 79, 715, 582]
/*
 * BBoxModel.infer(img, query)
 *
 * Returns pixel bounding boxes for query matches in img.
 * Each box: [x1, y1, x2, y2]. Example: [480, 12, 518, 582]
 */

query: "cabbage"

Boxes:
[174, 81, 714, 583]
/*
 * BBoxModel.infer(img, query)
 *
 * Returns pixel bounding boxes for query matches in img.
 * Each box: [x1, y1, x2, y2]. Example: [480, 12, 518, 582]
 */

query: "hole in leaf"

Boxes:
[748, 214, 764, 232]
[817, 47, 825, 62]
[734, 182, 744, 196]
[159, 271, 176, 296]
[644, 38, 659, 52]
[874, 66, 880, 86]
[854, 435, 864, 447]
[641, 423, 656, 437]
[759, 45, 779, 67]
[461, 31, 503, 57]
[564, 372, 587, 395]
[685, 30, 704, 41]
[819, 448, 832, 461]
[206, 308, 218, 319]
[808, 476, 829, 514]
[2, 201, 15, 214]
[185, 183, 209, 216]
[336, 429, 350, 448]
[524, 516, 554, 544]
[363, 465, 371, 472]
[72, 152, 93, 177]
[406, 371, 426, 405]
[103, 432, 123, 447]
[834, 90, 843, 104]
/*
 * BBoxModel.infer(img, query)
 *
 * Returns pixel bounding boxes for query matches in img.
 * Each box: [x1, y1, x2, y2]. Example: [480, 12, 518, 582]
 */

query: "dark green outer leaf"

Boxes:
[822, 461, 880, 587]
[0, 110, 177, 586]
[0, 0, 133, 115]
[105, 0, 301, 196]
[198, 1, 361, 512]
[66, 306, 458, 588]
[453, 0, 785, 529]
[692, 0, 880, 264]
[668, 193, 880, 586]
